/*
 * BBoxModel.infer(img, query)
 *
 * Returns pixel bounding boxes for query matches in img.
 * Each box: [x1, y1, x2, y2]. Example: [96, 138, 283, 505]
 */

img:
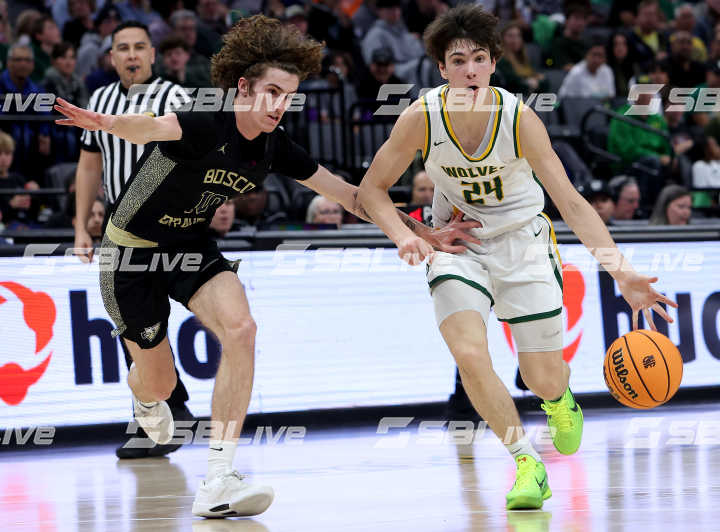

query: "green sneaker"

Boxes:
[541, 387, 583, 455]
[505, 455, 552, 510]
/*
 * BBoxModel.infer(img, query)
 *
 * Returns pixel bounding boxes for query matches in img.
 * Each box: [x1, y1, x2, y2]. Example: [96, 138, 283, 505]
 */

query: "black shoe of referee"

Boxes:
[116, 405, 195, 459]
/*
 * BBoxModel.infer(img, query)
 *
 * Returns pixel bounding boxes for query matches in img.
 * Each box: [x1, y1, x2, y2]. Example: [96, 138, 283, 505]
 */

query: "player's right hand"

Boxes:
[397, 235, 434, 265]
[54, 97, 111, 131]
[74, 228, 94, 263]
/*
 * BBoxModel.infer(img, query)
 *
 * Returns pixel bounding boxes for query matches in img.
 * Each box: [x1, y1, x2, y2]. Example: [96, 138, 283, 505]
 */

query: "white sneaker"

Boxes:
[192, 471, 274, 518]
[132, 395, 174, 445]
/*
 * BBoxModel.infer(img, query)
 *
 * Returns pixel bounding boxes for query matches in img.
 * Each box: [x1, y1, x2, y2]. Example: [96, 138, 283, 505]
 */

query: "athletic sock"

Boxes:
[505, 434, 542, 463]
[207, 440, 238, 479]
[137, 400, 158, 409]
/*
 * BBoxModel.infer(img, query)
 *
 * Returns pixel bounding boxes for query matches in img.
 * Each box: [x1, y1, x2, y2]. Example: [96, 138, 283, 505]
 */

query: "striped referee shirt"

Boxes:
[80, 76, 191, 205]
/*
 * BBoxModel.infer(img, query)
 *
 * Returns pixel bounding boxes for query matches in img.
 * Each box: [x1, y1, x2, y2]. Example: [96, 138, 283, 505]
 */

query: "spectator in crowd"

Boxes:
[693, 136, 720, 188]
[76, 4, 120, 79]
[44, 42, 89, 164]
[84, 196, 105, 240]
[30, 15, 62, 82]
[352, 0, 379, 39]
[607, 32, 637, 98]
[404, 0, 449, 36]
[0, 0, 11, 46]
[411, 170, 434, 205]
[0, 131, 39, 228]
[84, 37, 119, 93]
[115, 0, 162, 27]
[609, 175, 642, 220]
[208, 199, 236, 238]
[234, 183, 288, 227]
[687, 59, 720, 129]
[667, 30, 707, 88]
[558, 39, 615, 98]
[362, 0, 425, 71]
[608, 88, 671, 201]
[357, 47, 405, 112]
[0, 44, 51, 177]
[158, 35, 210, 88]
[306, 195, 344, 227]
[197, 0, 230, 36]
[649, 184, 692, 225]
[673, 4, 707, 62]
[169, 9, 221, 59]
[627, 0, 668, 67]
[15, 10, 43, 45]
[580, 180, 615, 224]
[545, 3, 588, 70]
[307, 0, 356, 53]
[694, 0, 720, 47]
[168, 10, 213, 80]
[495, 22, 546, 95]
[63, 0, 95, 48]
[44, 42, 88, 108]
[283, 5, 308, 35]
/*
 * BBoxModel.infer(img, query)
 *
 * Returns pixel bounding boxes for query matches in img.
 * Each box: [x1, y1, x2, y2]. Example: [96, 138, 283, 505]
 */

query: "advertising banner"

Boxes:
[1, 242, 718, 428]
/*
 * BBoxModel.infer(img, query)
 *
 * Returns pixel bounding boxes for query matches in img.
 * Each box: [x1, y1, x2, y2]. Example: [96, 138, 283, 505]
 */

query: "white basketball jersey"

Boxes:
[420, 85, 544, 238]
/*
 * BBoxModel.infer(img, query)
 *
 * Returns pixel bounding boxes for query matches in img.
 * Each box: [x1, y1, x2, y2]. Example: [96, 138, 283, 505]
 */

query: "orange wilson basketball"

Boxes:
[603, 330, 683, 409]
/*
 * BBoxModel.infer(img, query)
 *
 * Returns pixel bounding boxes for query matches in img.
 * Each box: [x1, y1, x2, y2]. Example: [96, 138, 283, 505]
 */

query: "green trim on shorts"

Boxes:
[428, 274, 495, 307]
[497, 307, 562, 324]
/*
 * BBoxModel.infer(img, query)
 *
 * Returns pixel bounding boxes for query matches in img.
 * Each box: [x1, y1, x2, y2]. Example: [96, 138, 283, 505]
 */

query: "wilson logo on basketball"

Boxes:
[502, 263, 585, 362]
[0, 282, 56, 405]
[610, 348, 640, 400]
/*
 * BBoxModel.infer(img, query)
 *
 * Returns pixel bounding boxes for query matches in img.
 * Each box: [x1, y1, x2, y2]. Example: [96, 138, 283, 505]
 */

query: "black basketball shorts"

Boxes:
[98, 235, 238, 349]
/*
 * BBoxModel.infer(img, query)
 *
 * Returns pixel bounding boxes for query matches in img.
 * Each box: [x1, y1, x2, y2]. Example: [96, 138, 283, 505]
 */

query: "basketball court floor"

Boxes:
[2, 402, 719, 532]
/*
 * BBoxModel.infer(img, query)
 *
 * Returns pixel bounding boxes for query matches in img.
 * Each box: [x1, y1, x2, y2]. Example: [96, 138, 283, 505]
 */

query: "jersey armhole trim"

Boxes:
[513, 99, 523, 159]
[422, 95, 431, 163]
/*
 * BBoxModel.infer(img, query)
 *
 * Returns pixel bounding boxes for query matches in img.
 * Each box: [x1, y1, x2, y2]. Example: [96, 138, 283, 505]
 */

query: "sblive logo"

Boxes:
[0, 282, 56, 405]
[502, 263, 585, 364]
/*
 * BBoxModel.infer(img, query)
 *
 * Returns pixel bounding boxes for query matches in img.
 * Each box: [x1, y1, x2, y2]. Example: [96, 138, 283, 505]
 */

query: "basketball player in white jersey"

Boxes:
[358, 5, 678, 509]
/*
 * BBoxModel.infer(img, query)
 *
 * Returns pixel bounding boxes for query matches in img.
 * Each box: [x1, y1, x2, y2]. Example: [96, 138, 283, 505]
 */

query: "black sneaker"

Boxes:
[116, 405, 195, 459]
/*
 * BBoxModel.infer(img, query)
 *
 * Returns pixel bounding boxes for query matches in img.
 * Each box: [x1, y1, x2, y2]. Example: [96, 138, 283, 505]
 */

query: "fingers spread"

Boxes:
[652, 303, 673, 323]
[632, 310, 638, 331]
[643, 307, 657, 331]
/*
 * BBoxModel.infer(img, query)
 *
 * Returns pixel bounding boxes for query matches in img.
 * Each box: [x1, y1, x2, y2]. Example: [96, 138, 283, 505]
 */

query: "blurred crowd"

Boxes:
[1, 0, 720, 235]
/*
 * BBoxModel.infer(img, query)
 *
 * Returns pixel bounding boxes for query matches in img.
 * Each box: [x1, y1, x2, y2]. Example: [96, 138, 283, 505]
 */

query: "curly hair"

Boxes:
[211, 15, 324, 91]
[423, 5, 502, 64]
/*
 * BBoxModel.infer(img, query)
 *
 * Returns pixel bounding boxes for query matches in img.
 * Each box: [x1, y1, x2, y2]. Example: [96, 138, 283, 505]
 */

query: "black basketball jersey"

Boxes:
[106, 109, 318, 247]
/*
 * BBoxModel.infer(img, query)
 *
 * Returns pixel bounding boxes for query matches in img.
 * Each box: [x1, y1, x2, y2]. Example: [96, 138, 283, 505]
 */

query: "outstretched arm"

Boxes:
[519, 105, 678, 330]
[301, 165, 481, 254]
[54, 97, 182, 145]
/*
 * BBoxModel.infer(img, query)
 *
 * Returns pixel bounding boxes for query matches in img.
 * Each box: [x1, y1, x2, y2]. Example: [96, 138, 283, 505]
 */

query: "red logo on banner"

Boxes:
[0, 282, 56, 405]
[503, 264, 586, 362]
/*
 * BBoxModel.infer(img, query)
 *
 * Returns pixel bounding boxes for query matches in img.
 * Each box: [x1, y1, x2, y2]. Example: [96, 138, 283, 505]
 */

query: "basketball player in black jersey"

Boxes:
[55, 15, 481, 518]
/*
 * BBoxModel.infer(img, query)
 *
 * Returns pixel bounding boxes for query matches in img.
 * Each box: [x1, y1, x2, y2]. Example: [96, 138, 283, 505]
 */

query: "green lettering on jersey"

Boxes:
[441, 166, 457, 178]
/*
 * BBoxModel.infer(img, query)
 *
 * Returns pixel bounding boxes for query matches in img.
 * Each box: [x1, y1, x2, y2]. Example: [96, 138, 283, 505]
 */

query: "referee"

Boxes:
[73, 21, 194, 459]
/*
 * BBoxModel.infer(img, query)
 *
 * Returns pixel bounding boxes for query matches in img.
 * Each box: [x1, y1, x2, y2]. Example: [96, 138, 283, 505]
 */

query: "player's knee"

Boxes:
[220, 316, 257, 349]
[453, 341, 491, 374]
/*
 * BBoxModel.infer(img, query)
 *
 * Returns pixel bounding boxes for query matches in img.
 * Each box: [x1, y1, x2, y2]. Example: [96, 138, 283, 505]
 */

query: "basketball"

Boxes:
[603, 330, 683, 409]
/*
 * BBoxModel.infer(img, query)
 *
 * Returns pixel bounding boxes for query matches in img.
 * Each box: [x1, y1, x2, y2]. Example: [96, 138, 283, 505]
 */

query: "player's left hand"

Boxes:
[617, 272, 678, 331]
[54, 97, 112, 131]
[426, 212, 483, 254]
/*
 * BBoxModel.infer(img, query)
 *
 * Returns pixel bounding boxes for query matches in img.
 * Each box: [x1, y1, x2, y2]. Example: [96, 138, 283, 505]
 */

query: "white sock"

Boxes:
[207, 440, 238, 479]
[505, 435, 541, 463]
[137, 399, 158, 409]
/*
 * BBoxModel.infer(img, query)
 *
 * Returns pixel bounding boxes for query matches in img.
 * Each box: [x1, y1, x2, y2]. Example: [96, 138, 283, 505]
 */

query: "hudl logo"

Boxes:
[0, 282, 56, 405]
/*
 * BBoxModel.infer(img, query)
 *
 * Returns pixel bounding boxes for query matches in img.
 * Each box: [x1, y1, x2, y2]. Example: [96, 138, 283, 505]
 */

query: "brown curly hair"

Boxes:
[211, 15, 324, 91]
[423, 5, 503, 65]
